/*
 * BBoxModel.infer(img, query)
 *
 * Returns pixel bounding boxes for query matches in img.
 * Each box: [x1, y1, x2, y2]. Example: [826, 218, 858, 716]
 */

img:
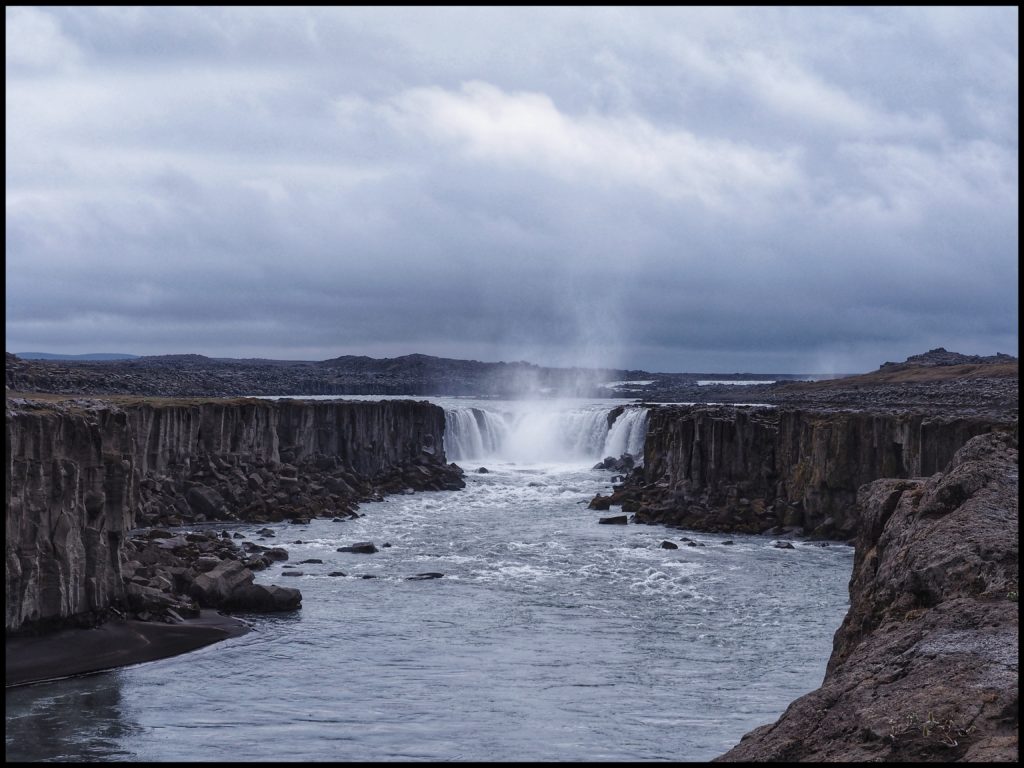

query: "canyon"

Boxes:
[4, 349, 1018, 761]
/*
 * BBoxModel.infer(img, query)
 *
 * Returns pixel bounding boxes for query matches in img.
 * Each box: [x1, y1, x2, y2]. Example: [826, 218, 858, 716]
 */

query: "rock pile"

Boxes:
[121, 528, 301, 623]
[592, 452, 636, 473]
[134, 450, 465, 529]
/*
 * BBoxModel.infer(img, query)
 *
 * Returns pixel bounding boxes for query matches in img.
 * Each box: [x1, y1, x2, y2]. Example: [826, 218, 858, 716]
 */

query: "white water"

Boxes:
[443, 400, 649, 464]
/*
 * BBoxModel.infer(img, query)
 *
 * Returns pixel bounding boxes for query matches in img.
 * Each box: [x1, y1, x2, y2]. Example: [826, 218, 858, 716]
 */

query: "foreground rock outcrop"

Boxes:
[5, 396, 464, 632]
[716, 431, 1018, 762]
[604, 406, 1015, 540]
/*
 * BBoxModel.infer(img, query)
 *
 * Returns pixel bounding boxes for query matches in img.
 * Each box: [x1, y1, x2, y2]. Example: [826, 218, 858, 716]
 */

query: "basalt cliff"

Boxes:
[602, 406, 1016, 541]
[5, 396, 463, 633]
[716, 431, 1018, 762]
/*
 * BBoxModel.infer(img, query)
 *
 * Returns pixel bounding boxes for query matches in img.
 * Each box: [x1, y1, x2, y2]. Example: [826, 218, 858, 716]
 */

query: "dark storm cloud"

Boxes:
[5, 6, 1018, 372]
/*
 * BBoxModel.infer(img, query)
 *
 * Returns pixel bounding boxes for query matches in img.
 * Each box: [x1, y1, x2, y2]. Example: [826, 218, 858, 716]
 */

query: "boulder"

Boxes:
[186, 486, 227, 519]
[338, 542, 378, 553]
[593, 454, 635, 472]
[598, 515, 628, 525]
[189, 560, 254, 607]
[223, 583, 302, 612]
[153, 535, 190, 550]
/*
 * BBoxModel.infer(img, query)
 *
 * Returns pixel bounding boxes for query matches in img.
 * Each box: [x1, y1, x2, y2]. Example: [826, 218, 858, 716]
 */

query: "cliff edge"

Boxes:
[6, 396, 464, 634]
[716, 431, 1018, 762]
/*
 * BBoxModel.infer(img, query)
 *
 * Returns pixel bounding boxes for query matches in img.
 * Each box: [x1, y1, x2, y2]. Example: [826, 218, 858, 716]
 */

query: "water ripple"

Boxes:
[6, 415, 852, 763]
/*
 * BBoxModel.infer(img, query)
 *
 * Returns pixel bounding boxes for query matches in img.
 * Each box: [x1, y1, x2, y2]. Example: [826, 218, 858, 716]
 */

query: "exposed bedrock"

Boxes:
[716, 431, 1018, 762]
[5, 398, 464, 632]
[618, 406, 1015, 539]
[5, 406, 135, 633]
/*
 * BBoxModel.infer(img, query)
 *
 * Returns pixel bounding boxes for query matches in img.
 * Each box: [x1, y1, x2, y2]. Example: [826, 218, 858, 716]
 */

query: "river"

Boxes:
[5, 398, 852, 761]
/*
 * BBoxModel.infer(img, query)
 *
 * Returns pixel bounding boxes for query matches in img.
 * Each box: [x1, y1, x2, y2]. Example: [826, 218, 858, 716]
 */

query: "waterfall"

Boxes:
[444, 403, 648, 464]
[601, 407, 649, 460]
[443, 408, 510, 461]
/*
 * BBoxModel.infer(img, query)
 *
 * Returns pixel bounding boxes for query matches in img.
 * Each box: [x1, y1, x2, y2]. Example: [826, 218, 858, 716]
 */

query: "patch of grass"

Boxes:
[888, 711, 976, 748]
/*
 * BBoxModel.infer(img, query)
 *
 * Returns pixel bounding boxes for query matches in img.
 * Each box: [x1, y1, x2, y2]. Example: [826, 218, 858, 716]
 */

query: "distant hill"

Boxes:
[879, 347, 1016, 371]
[14, 352, 140, 361]
[6, 348, 1014, 412]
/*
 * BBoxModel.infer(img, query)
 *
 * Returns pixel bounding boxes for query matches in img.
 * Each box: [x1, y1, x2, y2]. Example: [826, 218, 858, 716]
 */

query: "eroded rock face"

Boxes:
[715, 432, 1019, 763]
[5, 397, 463, 631]
[622, 406, 1014, 539]
[5, 406, 135, 631]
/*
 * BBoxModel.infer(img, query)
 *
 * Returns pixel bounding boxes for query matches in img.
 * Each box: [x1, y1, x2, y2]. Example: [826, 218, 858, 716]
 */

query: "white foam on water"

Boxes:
[443, 400, 650, 465]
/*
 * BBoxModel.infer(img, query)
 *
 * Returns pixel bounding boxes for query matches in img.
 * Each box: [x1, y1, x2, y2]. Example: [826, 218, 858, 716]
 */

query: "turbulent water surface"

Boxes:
[5, 398, 853, 762]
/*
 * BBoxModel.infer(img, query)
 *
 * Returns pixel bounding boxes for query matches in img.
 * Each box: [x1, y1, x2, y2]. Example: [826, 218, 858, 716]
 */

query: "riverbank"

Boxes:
[6, 610, 249, 687]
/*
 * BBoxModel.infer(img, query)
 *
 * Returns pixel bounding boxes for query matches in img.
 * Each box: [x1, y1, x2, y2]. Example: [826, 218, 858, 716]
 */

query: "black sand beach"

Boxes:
[6, 611, 249, 687]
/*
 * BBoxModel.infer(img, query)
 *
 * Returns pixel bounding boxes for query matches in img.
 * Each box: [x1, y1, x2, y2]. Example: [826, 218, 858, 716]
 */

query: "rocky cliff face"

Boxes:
[625, 406, 1014, 539]
[5, 404, 135, 632]
[5, 397, 462, 632]
[716, 431, 1019, 762]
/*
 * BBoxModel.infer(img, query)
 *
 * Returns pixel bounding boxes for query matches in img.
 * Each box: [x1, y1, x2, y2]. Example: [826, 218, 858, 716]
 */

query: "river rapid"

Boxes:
[5, 398, 853, 762]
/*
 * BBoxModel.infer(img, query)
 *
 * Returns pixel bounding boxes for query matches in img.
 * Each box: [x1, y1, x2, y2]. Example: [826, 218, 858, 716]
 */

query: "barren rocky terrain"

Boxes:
[6, 348, 1016, 418]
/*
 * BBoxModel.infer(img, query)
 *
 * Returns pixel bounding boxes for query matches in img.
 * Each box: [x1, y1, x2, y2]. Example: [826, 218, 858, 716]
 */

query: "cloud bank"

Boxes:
[5, 6, 1018, 373]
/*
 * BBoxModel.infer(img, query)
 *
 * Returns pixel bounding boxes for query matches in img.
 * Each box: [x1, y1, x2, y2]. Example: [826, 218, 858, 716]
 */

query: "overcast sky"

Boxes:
[5, 7, 1018, 373]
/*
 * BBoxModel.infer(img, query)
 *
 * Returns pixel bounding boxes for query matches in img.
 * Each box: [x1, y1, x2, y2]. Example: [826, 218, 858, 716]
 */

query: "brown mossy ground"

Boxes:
[778, 361, 1018, 390]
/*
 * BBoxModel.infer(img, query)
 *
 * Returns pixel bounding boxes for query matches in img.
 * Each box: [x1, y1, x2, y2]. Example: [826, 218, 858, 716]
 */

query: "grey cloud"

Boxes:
[5, 6, 1018, 373]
